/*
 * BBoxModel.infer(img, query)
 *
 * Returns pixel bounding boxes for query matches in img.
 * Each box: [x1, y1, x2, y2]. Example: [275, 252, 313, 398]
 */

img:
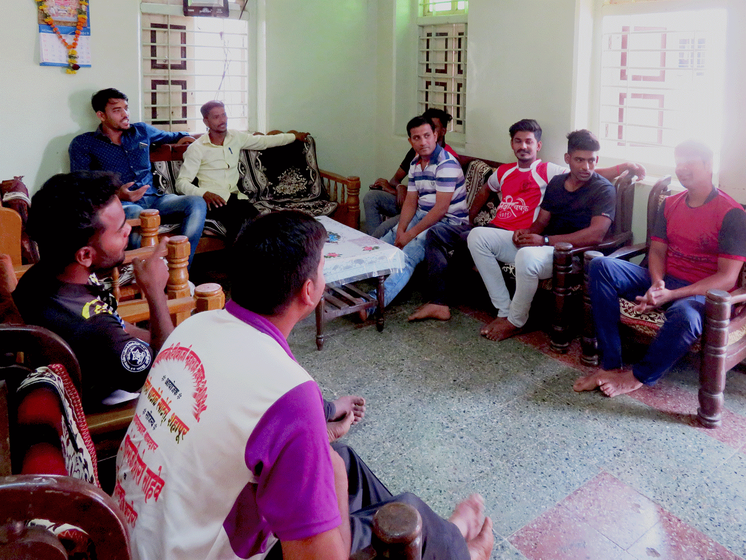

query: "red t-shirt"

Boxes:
[487, 160, 566, 231]
[652, 188, 746, 286]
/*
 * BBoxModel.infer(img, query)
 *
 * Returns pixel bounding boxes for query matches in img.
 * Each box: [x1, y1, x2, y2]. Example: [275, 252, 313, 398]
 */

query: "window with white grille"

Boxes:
[141, 0, 249, 132]
[598, 9, 726, 167]
[417, 22, 467, 135]
[420, 1, 466, 17]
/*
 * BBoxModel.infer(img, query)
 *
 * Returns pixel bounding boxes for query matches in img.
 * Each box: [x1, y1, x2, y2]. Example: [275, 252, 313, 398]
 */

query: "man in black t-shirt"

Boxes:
[469, 130, 616, 341]
[363, 108, 460, 236]
[13, 172, 175, 410]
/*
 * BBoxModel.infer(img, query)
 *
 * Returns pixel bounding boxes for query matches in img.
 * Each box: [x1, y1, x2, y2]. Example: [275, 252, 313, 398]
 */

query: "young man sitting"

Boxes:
[574, 140, 746, 397]
[115, 211, 493, 560]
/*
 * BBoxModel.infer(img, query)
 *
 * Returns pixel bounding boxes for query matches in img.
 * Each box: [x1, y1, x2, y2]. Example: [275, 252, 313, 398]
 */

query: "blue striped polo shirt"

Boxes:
[407, 144, 468, 223]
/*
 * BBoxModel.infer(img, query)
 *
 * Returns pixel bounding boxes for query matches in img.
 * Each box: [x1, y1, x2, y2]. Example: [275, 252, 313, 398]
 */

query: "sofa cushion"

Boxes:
[464, 160, 500, 227]
[239, 136, 327, 204]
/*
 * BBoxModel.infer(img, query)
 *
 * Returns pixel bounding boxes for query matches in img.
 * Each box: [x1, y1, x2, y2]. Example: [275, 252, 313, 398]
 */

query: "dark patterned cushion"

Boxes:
[240, 136, 326, 204]
[253, 199, 339, 218]
[464, 160, 500, 227]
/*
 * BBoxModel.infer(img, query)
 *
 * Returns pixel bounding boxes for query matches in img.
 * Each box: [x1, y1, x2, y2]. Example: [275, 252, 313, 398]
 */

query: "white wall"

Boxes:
[0, 0, 141, 194]
[261, 0, 379, 185]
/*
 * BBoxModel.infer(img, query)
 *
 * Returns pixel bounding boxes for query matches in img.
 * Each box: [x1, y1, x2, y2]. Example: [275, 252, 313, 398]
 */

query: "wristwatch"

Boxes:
[544, 236, 550, 246]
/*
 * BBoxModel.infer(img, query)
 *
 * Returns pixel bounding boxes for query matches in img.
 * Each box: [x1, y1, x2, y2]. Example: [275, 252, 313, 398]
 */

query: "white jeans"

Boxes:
[467, 227, 555, 328]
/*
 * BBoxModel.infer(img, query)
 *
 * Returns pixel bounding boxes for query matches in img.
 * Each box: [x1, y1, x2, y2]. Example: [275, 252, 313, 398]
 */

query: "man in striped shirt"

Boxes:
[378, 115, 467, 308]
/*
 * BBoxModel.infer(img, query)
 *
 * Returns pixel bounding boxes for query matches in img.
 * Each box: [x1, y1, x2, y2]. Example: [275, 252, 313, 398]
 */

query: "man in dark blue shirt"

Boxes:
[69, 88, 206, 267]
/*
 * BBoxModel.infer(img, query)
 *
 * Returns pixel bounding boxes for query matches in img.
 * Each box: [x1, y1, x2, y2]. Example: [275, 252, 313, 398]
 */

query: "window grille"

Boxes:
[418, 22, 467, 135]
[420, 0, 467, 17]
[598, 9, 726, 165]
[141, 1, 249, 132]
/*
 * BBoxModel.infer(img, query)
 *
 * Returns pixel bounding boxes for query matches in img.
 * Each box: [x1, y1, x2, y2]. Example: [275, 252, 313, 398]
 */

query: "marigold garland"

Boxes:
[36, 0, 88, 74]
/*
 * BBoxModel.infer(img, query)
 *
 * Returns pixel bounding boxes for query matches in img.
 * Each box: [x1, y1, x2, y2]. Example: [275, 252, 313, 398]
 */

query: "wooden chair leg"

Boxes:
[581, 251, 603, 366]
[376, 275, 385, 333]
[550, 242, 573, 354]
[698, 290, 730, 428]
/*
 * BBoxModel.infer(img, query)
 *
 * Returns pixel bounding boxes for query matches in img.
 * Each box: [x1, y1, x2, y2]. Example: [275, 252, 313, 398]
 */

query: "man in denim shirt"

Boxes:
[69, 88, 206, 267]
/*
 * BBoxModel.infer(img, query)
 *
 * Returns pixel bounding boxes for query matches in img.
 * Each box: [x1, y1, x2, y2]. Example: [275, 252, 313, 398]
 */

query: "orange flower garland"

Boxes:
[36, 0, 88, 74]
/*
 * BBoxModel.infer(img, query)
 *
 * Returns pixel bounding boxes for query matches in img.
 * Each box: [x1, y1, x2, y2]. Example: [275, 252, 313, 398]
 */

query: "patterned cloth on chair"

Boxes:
[16, 364, 99, 486]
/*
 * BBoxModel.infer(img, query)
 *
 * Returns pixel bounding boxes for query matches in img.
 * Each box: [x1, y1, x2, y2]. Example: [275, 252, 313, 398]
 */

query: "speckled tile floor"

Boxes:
[287, 290, 746, 560]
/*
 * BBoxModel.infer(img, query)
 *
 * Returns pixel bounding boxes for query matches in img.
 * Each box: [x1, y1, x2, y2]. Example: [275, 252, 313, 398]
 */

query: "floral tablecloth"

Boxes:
[316, 216, 406, 286]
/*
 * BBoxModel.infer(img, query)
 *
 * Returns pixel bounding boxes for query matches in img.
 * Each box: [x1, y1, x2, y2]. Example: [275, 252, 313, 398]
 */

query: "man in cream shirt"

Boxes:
[176, 100, 309, 242]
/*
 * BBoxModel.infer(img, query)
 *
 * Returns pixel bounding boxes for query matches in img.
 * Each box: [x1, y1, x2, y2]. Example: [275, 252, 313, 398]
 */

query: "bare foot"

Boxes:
[573, 368, 642, 397]
[0, 254, 17, 294]
[599, 370, 643, 397]
[479, 317, 523, 341]
[331, 395, 366, 424]
[449, 494, 485, 542]
[467, 517, 494, 560]
[327, 411, 354, 442]
[408, 303, 451, 322]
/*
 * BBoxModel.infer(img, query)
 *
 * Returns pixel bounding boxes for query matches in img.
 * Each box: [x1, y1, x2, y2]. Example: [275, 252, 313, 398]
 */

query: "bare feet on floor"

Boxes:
[573, 368, 643, 397]
[449, 494, 493, 560]
[480, 317, 523, 341]
[331, 395, 366, 424]
[327, 411, 354, 443]
[408, 303, 451, 322]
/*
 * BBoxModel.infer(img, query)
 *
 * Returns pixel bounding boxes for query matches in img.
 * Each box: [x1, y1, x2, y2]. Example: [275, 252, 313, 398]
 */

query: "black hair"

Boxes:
[422, 107, 452, 128]
[509, 119, 542, 142]
[230, 211, 327, 315]
[27, 172, 121, 270]
[91, 88, 128, 114]
[566, 129, 601, 154]
[200, 100, 225, 119]
[675, 140, 713, 163]
[406, 115, 435, 137]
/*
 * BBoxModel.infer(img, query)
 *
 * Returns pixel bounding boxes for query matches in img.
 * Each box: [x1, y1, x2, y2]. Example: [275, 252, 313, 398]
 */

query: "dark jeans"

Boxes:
[589, 256, 704, 384]
[267, 443, 469, 560]
[207, 198, 261, 245]
[425, 222, 472, 305]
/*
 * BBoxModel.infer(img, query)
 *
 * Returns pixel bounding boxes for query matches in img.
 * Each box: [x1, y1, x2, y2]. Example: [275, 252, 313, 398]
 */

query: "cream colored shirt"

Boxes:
[175, 130, 296, 202]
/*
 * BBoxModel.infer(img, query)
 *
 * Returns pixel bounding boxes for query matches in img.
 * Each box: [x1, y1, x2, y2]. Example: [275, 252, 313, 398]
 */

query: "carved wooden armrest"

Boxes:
[607, 242, 647, 261]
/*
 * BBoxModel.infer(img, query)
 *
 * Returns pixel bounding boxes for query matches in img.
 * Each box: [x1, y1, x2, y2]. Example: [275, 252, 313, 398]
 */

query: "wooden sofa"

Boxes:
[149, 134, 362, 255]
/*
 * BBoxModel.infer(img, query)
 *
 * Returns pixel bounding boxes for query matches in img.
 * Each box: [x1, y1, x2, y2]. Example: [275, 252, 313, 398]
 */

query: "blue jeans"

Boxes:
[379, 210, 466, 308]
[589, 257, 704, 384]
[363, 189, 398, 235]
[425, 222, 471, 305]
[124, 194, 207, 267]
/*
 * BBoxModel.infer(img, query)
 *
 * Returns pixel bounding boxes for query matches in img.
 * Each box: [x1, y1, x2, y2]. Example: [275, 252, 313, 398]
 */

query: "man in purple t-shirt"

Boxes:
[116, 211, 493, 560]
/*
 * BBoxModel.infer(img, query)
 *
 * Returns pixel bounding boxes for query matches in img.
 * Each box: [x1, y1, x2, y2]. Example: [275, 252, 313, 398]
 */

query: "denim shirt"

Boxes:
[69, 122, 189, 198]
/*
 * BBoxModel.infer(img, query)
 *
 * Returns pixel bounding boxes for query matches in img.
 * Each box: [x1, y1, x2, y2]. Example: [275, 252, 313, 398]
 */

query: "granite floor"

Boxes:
[287, 289, 746, 560]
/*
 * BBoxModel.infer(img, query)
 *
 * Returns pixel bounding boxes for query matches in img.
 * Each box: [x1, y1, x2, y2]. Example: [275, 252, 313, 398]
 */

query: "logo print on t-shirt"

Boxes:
[121, 340, 152, 373]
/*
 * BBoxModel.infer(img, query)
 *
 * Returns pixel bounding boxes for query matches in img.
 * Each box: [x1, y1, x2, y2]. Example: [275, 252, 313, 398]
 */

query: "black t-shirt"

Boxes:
[13, 264, 153, 409]
[399, 148, 417, 174]
[540, 172, 616, 236]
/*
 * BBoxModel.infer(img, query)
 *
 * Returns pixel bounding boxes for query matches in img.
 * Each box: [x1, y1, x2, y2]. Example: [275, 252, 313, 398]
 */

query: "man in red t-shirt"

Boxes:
[575, 140, 746, 397]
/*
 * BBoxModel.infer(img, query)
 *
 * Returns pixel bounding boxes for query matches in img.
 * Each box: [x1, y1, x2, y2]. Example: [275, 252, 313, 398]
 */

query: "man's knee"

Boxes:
[666, 298, 705, 337]
[467, 227, 493, 253]
[515, 247, 552, 277]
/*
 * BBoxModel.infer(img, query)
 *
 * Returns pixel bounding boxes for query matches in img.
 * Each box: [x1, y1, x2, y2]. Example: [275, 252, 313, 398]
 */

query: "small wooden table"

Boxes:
[314, 216, 406, 350]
